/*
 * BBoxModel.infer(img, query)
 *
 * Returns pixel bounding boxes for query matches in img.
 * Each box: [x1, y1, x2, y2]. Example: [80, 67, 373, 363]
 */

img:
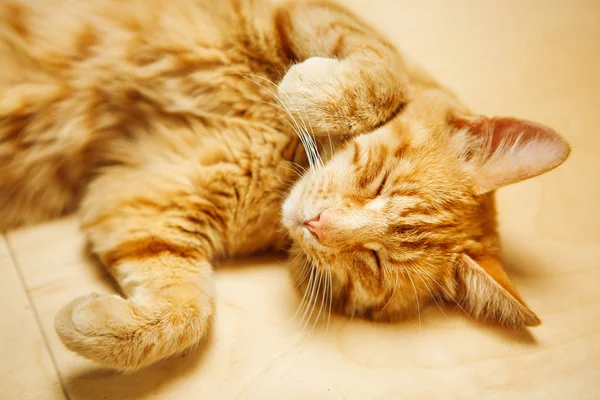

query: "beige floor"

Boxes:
[2, 0, 600, 399]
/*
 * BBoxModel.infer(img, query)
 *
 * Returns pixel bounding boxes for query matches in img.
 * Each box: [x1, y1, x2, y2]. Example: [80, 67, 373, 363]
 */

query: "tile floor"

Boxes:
[2, 0, 599, 399]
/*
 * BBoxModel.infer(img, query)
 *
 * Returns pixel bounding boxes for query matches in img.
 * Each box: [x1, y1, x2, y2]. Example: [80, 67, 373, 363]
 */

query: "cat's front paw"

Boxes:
[278, 57, 349, 136]
[278, 56, 406, 137]
[279, 57, 342, 93]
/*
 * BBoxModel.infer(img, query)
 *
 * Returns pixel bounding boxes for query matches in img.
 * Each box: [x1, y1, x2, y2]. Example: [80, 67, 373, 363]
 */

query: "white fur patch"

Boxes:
[365, 197, 386, 211]
[281, 184, 303, 229]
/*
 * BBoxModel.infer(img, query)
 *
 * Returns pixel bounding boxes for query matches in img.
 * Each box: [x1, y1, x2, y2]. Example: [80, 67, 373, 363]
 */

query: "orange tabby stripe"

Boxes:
[2, 2, 29, 39]
[101, 237, 203, 268]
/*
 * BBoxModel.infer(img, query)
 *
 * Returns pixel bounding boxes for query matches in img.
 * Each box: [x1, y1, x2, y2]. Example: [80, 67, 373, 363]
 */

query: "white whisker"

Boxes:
[291, 259, 310, 289]
[293, 265, 315, 322]
[235, 73, 318, 169]
[405, 269, 421, 333]
[300, 267, 322, 335]
[307, 269, 327, 338]
[240, 73, 323, 169]
[326, 267, 333, 332]
[381, 266, 398, 311]
[325, 125, 334, 161]
[413, 267, 447, 317]
[298, 263, 317, 330]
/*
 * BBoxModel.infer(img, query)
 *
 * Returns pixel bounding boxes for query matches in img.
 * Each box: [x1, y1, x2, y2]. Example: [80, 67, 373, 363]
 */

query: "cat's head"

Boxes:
[282, 89, 570, 327]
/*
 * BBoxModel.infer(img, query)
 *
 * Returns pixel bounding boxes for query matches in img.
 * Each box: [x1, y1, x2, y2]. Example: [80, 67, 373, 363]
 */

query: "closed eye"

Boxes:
[371, 250, 382, 271]
[374, 173, 388, 197]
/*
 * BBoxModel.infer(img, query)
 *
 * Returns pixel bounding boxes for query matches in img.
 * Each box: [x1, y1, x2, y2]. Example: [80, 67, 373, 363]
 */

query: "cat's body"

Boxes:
[1, 0, 407, 369]
[0, 0, 569, 371]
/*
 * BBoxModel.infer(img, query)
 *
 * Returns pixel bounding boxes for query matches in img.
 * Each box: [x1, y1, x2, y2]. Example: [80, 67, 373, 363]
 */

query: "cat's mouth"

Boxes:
[286, 222, 334, 254]
[296, 225, 328, 248]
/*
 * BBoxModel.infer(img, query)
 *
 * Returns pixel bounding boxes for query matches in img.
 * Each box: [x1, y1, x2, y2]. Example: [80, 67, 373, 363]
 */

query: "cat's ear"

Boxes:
[451, 116, 570, 195]
[453, 254, 541, 327]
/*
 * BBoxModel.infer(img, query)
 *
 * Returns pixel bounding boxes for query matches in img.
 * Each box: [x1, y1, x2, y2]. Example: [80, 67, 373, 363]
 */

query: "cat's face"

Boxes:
[282, 89, 570, 327]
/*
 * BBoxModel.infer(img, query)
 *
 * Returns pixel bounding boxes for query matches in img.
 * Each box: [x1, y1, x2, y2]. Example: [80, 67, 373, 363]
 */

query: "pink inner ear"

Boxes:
[489, 118, 561, 150]
[452, 116, 559, 150]
[451, 115, 571, 194]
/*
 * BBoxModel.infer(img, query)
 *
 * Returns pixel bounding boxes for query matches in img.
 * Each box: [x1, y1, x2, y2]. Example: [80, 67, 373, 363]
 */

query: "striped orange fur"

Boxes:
[0, 0, 569, 371]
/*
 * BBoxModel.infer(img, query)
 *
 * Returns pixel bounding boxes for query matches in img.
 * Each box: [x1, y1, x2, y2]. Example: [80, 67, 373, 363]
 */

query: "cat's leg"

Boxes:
[54, 163, 226, 371]
[276, 1, 411, 136]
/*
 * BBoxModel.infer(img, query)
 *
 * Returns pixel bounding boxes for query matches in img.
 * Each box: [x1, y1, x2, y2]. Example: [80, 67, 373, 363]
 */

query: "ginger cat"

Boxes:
[0, 0, 570, 371]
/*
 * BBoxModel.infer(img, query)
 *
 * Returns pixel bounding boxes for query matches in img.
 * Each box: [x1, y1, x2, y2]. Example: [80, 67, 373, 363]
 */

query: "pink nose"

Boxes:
[304, 211, 327, 241]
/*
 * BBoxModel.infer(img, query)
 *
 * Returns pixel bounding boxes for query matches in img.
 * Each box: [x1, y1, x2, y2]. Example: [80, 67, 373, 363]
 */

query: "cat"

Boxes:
[0, 0, 570, 372]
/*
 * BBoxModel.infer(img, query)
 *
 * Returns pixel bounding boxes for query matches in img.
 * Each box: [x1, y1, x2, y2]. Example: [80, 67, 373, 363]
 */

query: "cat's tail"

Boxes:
[54, 264, 214, 371]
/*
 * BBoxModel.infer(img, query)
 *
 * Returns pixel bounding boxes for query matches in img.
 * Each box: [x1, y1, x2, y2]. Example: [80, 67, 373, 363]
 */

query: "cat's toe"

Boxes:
[70, 293, 135, 334]
[54, 293, 139, 369]
[279, 57, 341, 90]
[278, 57, 345, 136]
[54, 293, 99, 341]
